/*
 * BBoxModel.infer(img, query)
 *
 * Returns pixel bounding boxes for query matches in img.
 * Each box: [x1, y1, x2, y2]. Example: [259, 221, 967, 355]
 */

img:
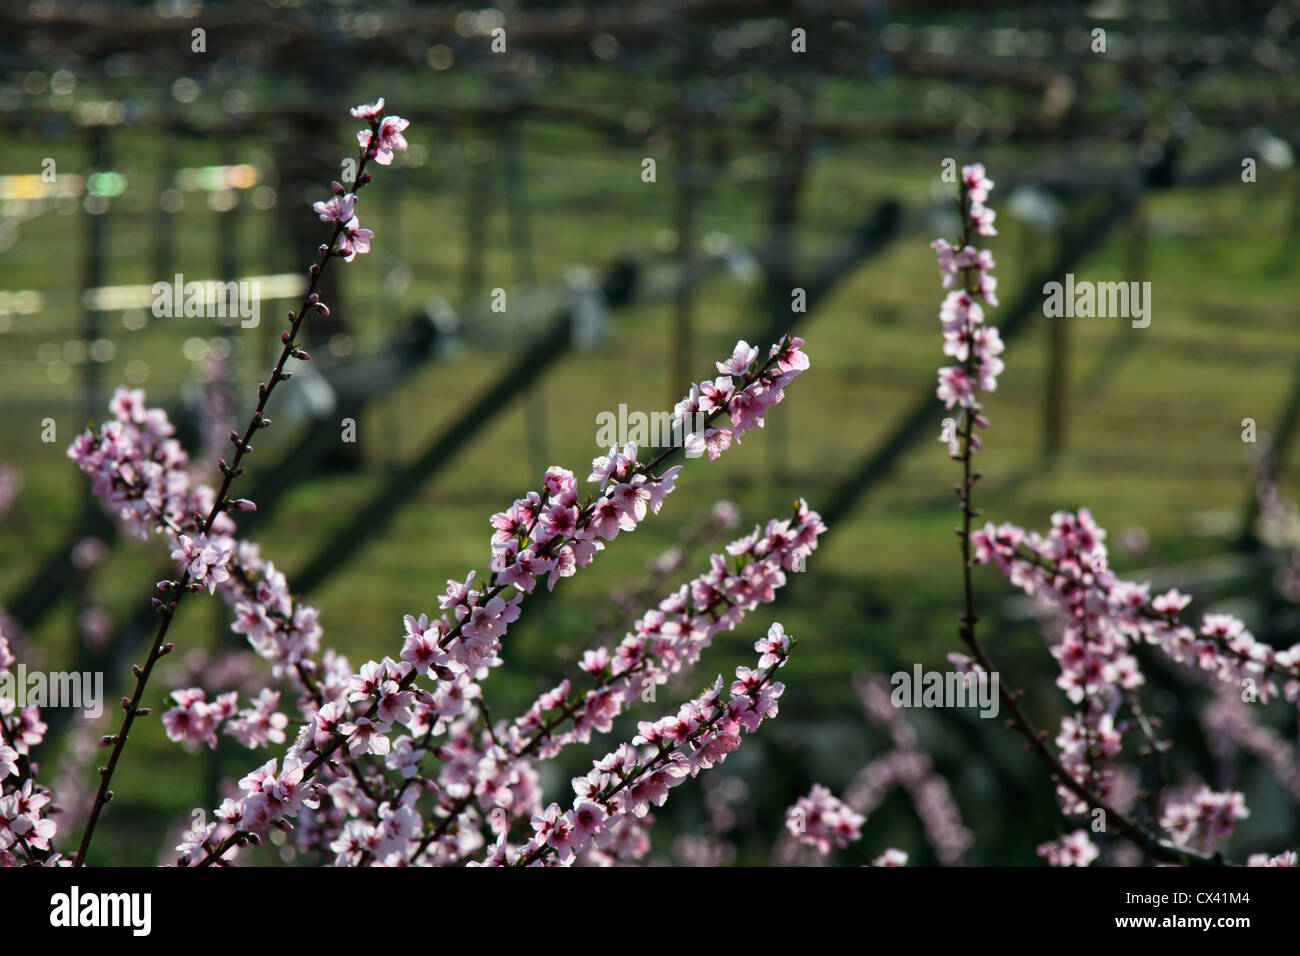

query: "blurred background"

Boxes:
[1, 0, 1298, 865]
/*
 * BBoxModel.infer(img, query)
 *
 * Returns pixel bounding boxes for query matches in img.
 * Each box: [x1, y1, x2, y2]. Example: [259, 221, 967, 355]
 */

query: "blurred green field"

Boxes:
[2, 67, 1298, 864]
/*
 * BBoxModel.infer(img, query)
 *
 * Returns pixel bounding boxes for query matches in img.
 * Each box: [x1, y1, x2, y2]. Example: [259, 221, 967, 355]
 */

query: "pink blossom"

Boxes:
[400, 614, 447, 675]
[312, 193, 356, 223]
[786, 784, 865, 855]
[716, 340, 759, 376]
[1037, 830, 1098, 866]
[349, 98, 385, 120]
[225, 689, 289, 749]
[936, 366, 975, 409]
[362, 115, 410, 166]
[962, 163, 994, 204]
[169, 533, 232, 594]
[873, 848, 908, 866]
[336, 216, 374, 261]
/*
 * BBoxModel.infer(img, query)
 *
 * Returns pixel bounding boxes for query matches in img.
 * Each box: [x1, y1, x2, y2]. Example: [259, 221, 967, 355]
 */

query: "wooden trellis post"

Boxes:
[152, 121, 176, 293]
[762, 87, 813, 502]
[1043, 281, 1067, 458]
[501, 116, 549, 478]
[671, 99, 697, 412]
[461, 137, 491, 304]
[80, 124, 109, 426]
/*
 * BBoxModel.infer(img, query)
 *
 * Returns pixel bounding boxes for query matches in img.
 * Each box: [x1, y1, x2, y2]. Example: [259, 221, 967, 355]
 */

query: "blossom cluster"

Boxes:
[1160, 787, 1249, 851]
[786, 784, 865, 855]
[967, 507, 1300, 860]
[671, 337, 811, 461]
[969, 510, 1300, 708]
[0, 628, 54, 865]
[68, 388, 249, 601]
[1036, 830, 1099, 867]
[487, 629, 793, 867]
[67, 387, 195, 540]
[509, 503, 823, 760]
[311, 99, 409, 260]
[161, 687, 289, 752]
[69, 390, 325, 766]
[933, 163, 1004, 428]
[927, 164, 1297, 867]
[225, 544, 325, 679]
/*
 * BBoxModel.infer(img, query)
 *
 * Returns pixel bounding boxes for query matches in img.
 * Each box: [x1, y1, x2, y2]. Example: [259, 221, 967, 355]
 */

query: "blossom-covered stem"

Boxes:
[638, 336, 792, 476]
[929, 170, 1220, 866]
[513, 644, 792, 867]
[1010, 545, 1300, 684]
[589, 503, 739, 634]
[510, 563, 771, 762]
[515, 660, 653, 760]
[955, 187, 981, 655]
[72, 124, 386, 869]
